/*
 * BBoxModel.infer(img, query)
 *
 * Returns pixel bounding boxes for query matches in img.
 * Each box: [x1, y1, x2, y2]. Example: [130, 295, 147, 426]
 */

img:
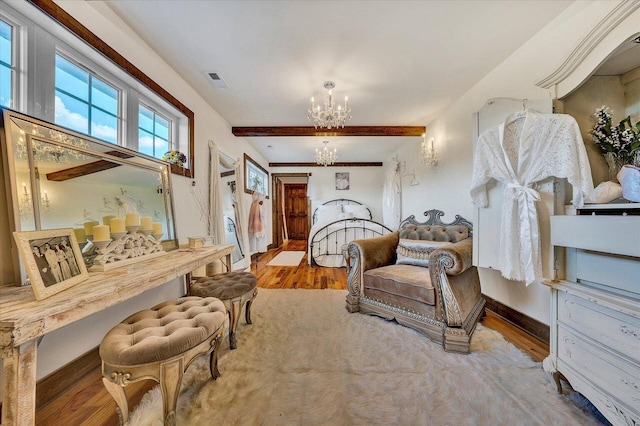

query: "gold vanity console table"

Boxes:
[0, 244, 235, 426]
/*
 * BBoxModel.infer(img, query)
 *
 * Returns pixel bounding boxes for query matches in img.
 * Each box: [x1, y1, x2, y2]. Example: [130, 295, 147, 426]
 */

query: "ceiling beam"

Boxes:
[269, 162, 383, 167]
[232, 126, 425, 137]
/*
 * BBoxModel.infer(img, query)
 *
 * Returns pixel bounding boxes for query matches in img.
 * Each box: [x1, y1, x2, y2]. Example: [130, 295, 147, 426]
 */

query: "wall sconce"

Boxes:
[420, 134, 439, 170]
[18, 183, 53, 217]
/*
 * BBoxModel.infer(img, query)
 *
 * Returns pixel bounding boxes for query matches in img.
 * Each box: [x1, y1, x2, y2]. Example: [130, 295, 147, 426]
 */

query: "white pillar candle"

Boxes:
[110, 218, 126, 233]
[73, 227, 86, 243]
[152, 222, 163, 235]
[140, 216, 153, 231]
[102, 215, 115, 226]
[125, 212, 140, 226]
[83, 220, 99, 236]
[92, 224, 110, 242]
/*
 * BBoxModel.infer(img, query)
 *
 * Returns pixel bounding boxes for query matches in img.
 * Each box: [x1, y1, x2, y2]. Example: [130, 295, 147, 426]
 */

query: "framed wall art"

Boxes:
[13, 228, 89, 300]
[335, 172, 350, 190]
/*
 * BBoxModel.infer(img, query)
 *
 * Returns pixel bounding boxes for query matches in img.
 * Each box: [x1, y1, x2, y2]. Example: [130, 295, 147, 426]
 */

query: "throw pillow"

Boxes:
[315, 205, 343, 224]
[342, 204, 370, 219]
[396, 239, 452, 267]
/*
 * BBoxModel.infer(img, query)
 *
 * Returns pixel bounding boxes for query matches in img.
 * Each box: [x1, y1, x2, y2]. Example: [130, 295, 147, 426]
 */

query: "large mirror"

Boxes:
[219, 152, 244, 265]
[0, 108, 178, 285]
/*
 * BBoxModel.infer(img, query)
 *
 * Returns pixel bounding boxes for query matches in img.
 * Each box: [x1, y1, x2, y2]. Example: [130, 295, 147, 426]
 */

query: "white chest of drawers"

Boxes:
[545, 205, 640, 426]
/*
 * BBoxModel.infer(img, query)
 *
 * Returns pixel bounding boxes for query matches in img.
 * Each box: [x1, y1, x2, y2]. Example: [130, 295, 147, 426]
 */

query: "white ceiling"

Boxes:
[103, 0, 575, 164]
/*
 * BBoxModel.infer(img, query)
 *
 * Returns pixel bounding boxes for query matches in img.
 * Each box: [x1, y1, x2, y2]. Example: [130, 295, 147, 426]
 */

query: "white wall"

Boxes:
[394, 0, 640, 325]
[302, 166, 386, 222]
[10, 0, 270, 380]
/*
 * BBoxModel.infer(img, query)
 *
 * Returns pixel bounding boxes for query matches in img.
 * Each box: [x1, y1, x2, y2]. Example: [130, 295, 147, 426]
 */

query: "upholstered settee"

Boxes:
[346, 210, 485, 353]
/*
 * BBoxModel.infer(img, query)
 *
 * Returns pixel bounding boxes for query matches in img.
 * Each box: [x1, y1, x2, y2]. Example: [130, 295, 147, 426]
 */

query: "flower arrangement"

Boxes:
[162, 150, 187, 167]
[590, 106, 640, 167]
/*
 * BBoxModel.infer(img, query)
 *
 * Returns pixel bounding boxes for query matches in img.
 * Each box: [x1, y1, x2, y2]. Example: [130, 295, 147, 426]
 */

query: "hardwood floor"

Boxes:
[34, 240, 548, 425]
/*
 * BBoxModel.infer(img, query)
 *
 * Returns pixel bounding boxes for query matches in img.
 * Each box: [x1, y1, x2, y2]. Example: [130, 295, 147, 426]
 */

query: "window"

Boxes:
[3, 1, 194, 178]
[138, 104, 171, 159]
[0, 19, 12, 108]
[244, 153, 269, 198]
[54, 54, 119, 144]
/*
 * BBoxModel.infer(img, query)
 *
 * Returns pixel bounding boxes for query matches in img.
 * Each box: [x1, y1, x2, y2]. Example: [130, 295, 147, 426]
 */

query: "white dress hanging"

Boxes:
[470, 110, 593, 285]
[382, 160, 401, 230]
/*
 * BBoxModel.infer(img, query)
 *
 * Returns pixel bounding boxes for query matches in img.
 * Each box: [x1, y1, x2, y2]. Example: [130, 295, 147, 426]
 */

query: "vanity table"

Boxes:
[545, 203, 639, 426]
[0, 244, 234, 426]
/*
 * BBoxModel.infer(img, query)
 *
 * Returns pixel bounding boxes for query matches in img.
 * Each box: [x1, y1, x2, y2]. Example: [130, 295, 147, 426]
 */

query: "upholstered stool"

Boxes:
[100, 297, 226, 426]
[189, 272, 258, 350]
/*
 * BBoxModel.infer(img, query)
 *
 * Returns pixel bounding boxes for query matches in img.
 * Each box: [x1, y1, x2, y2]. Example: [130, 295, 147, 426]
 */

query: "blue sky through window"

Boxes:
[54, 54, 119, 143]
[0, 20, 12, 108]
[139, 103, 170, 159]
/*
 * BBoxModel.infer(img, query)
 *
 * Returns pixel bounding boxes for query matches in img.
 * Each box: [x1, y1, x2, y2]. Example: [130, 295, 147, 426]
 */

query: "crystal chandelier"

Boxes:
[421, 134, 439, 169]
[315, 140, 337, 166]
[308, 81, 352, 129]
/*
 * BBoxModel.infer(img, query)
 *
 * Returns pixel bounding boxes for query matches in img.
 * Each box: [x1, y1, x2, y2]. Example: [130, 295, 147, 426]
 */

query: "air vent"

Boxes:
[206, 72, 227, 88]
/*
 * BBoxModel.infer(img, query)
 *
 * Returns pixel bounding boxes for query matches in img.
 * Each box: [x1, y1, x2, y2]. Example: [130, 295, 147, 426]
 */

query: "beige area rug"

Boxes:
[126, 289, 604, 426]
[266, 251, 305, 266]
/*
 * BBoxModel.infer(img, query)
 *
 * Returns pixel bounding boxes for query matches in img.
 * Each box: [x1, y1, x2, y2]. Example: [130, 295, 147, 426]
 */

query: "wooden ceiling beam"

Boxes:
[232, 126, 425, 137]
[269, 162, 383, 167]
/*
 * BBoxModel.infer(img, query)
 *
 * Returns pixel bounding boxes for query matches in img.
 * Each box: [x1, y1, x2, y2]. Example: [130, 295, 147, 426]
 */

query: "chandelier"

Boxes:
[421, 134, 439, 169]
[308, 81, 352, 129]
[315, 140, 337, 166]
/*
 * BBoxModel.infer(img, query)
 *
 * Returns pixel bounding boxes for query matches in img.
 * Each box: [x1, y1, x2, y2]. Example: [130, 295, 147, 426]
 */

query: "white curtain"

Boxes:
[382, 160, 401, 230]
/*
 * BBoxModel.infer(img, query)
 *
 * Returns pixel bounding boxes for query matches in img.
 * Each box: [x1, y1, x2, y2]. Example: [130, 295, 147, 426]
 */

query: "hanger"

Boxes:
[74, 208, 96, 225]
[97, 197, 115, 213]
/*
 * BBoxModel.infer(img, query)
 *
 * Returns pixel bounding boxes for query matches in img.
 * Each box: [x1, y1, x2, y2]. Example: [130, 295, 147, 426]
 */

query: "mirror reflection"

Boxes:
[1, 109, 178, 283]
[219, 152, 244, 265]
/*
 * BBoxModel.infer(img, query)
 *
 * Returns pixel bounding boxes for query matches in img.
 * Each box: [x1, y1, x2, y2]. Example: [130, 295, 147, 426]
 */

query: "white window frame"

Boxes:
[244, 153, 269, 198]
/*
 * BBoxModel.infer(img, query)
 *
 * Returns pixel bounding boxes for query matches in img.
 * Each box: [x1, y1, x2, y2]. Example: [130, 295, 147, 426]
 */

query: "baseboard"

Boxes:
[36, 346, 101, 410]
[482, 294, 549, 344]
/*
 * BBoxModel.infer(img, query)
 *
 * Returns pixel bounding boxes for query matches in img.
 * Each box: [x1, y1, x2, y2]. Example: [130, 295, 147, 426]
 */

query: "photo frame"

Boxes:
[13, 228, 89, 301]
[335, 172, 350, 190]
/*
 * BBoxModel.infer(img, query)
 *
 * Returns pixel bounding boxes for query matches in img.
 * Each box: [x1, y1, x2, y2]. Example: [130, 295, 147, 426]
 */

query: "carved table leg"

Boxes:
[2, 339, 37, 426]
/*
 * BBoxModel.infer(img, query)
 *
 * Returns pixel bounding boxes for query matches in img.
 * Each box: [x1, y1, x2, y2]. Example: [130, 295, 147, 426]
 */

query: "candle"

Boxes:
[73, 227, 86, 243]
[92, 224, 110, 242]
[22, 182, 28, 195]
[110, 218, 126, 233]
[125, 212, 140, 226]
[83, 220, 99, 236]
[140, 216, 153, 231]
[152, 222, 163, 235]
[102, 215, 115, 226]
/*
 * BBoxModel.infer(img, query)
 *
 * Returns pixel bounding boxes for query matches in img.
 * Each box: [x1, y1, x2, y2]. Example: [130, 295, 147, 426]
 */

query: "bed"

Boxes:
[308, 199, 393, 267]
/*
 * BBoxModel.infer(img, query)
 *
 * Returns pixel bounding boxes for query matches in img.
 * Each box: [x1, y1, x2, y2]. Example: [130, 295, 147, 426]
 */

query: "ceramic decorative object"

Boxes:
[617, 165, 640, 202]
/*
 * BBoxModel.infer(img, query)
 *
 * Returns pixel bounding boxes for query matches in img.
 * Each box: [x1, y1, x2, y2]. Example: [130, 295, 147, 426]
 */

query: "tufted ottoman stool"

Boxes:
[189, 272, 258, 350]
[99, 296, 226, 426]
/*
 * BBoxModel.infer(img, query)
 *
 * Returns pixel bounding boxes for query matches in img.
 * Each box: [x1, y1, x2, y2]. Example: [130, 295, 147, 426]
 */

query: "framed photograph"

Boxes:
[335, 172, 350, 190]
[13, 228, 89, 301]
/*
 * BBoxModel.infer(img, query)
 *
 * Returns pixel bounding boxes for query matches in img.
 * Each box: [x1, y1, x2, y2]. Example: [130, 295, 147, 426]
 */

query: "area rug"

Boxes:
[266, 251, 305, 266]
[126, 289, 604, 426]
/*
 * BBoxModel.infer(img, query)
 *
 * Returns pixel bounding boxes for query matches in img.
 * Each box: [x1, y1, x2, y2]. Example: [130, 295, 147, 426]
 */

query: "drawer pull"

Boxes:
[620, 325, 639, 340]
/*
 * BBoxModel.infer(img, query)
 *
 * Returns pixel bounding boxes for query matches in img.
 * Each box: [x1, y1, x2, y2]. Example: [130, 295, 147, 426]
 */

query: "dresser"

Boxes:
[544, 204, 640, 426]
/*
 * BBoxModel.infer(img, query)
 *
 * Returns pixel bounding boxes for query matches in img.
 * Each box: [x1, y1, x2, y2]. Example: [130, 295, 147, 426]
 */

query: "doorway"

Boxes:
[271, 173, 310, 248]
[284, 184, 309, 240]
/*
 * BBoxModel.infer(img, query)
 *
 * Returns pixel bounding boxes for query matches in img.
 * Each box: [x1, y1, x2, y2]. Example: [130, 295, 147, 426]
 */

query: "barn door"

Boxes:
[284, 184, 309, 240]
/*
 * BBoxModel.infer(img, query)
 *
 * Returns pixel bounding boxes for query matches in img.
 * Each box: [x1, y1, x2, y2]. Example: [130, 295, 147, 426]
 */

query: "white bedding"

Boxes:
[308, 219, 391, 267]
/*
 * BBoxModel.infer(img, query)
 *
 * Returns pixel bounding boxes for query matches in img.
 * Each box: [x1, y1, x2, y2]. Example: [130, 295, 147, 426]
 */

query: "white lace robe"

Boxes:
[470, 110, 593, 285]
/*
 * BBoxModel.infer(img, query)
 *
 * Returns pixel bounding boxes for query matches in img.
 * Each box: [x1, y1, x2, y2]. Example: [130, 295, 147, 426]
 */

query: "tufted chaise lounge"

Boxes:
[100, 296, 226, 425]
[346, 210, 485, 354]
[189, 272, 258, 349]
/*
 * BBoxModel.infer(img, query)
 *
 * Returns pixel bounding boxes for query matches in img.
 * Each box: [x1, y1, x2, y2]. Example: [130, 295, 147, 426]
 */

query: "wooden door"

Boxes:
[284, 184, 308, 240]
[273, 177, 285, 247]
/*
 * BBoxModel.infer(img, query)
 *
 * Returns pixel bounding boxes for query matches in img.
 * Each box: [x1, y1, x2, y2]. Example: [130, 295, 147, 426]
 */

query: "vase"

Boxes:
[604, 152, 624, 182]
